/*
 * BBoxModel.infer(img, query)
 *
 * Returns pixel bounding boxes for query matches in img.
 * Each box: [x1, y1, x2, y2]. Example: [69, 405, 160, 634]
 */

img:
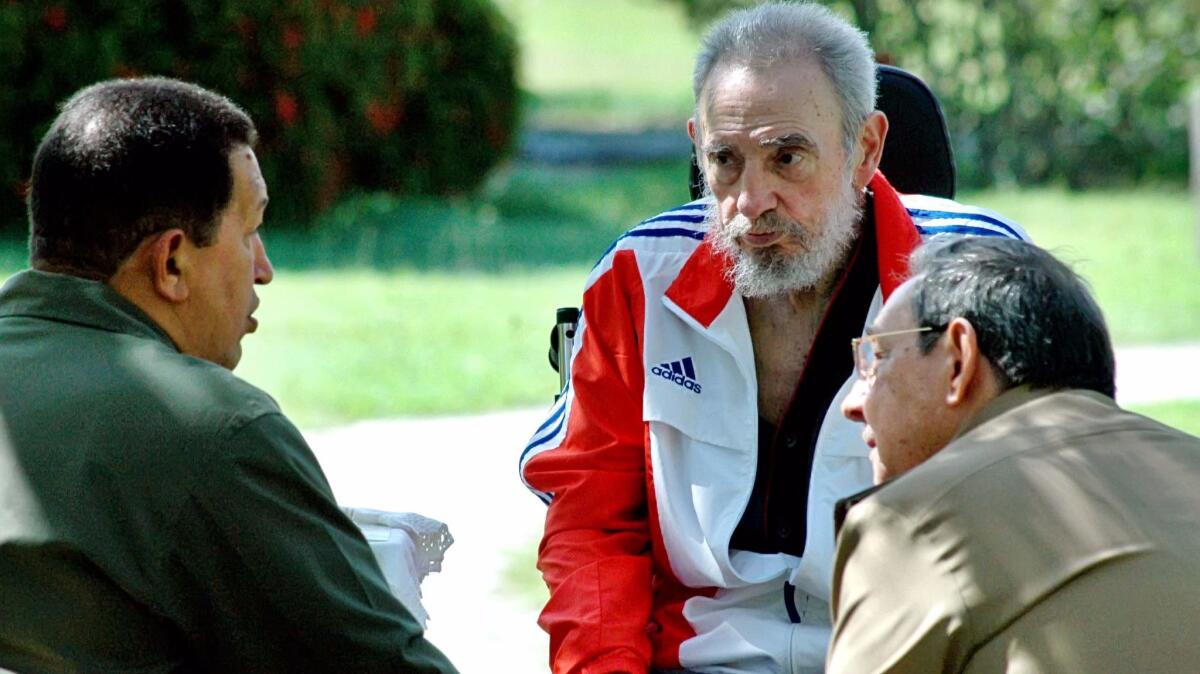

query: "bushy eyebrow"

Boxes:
[761, 133, 817, 153]
[701, 141, 735, 155]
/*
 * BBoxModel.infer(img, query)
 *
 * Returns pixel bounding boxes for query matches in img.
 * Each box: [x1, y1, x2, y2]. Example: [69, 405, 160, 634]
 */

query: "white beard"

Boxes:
[708, 176, 863, 297]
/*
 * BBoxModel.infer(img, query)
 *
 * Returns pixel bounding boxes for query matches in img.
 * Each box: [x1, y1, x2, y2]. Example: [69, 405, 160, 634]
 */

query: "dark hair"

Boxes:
[28, 77, 257, 280]
[908, 236, 1116, 398]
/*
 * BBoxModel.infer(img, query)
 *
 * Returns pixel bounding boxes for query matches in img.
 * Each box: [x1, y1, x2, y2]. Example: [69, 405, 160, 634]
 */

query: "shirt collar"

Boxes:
[952, 385, 1050, 441]
[0, 269, 178, 350]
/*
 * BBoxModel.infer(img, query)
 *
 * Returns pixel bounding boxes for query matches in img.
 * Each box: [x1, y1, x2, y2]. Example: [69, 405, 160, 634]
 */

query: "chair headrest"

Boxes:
[875, 64, 955, 199]
[688, 64, 955, 200]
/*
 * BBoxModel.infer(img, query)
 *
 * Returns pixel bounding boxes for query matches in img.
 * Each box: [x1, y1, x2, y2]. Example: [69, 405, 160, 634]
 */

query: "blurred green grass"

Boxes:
[212, 181, 1200, 427]
[263, 160, 692, 272]
[492, 0, 698, 129]
[964, 187, 1200, 345]
[1128, 400, 1200, 436]
[236, 268, 585, 427]
[502, 540, 549, 612]
[2, 169, 1198, 427]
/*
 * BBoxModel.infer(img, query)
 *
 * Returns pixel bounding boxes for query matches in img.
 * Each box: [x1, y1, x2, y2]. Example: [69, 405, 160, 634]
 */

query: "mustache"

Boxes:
[722, 210, 810, 243]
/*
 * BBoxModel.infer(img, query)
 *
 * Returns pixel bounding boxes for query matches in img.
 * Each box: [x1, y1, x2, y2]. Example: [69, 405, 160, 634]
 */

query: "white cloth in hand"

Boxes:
[341, 507, 453, 628]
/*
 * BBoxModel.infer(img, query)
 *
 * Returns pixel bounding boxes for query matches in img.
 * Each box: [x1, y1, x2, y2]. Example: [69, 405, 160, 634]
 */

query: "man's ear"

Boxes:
[687, 116, 698, 144]
[944, 317, 983, 407]
[147, 229, 189, 304]
[851, 110, 888, 191]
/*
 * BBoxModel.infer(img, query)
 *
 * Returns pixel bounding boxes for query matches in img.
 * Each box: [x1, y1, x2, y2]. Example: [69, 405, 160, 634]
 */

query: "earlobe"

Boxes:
[687, 117, 698, 144]
[150, 229, 189, 303]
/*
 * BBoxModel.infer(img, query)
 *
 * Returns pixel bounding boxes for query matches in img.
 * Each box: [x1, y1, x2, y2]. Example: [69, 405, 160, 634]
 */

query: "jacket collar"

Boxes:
[947, 386, 1121, 451]
[0, 269, 178, 349]
[664, 170, 920, 329]
[834, 387, 1122, 537]
[834, 481, 890, 538]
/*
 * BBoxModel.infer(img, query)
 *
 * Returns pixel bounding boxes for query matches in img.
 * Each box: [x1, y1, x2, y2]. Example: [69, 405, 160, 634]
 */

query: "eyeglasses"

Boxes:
[851, 326, 936, 381]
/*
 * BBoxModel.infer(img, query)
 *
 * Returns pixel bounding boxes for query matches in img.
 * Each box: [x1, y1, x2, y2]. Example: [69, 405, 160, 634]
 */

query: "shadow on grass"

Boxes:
[265, 159, 694, 273]
[265, 196, 613, 273]
[0, 160, 696, 275]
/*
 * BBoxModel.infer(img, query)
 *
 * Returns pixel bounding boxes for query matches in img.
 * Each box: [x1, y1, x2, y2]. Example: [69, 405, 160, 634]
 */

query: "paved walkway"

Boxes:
[303, 343, 1200, 673]
[306, 407, 551, 673]
[1110, 342, 1200, 405]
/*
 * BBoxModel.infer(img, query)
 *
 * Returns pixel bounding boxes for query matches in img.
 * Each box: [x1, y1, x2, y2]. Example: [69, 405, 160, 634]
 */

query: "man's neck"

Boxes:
[31, 258, 108, 282]
[106, 264, 186, 354]
[744, 284, 835, 425]
[743, 230, 861, 425]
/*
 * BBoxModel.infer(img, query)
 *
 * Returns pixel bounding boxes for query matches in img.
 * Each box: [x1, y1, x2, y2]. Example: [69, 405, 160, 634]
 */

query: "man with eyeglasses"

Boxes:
[829, 236, 1200, 673]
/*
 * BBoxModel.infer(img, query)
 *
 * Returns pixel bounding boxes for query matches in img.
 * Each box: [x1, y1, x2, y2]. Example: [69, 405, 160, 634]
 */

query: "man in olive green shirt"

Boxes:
[0, 78, 456, 673]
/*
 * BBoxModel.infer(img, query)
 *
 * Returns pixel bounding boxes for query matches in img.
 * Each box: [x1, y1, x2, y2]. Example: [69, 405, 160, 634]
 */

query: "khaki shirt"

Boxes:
[0, 270, 456, 673]
[828, 388, 1200, 673]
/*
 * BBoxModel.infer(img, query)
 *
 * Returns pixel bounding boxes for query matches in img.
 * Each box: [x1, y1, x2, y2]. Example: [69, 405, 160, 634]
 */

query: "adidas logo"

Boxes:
[651, 356, 702, 394]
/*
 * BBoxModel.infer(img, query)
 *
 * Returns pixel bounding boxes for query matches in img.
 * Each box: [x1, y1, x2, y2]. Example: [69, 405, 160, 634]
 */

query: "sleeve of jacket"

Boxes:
[521, 249, 654, 674]
[163, 412, 459, 674]
[826, 498, 971, 674]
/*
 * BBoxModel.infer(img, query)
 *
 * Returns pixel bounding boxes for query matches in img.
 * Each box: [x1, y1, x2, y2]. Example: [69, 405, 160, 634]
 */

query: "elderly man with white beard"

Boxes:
[519, 3, 1028, 673]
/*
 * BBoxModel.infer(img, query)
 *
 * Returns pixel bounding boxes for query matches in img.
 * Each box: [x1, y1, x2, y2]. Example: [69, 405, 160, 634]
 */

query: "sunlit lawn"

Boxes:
[965, 187, 1200, 345]
[244, 181, 1200, 427]
[492, 0, 697, 129]
[3, 175, 1197, 428]
[236, 268, 584, 428]
[1128, 400, 1200, 436]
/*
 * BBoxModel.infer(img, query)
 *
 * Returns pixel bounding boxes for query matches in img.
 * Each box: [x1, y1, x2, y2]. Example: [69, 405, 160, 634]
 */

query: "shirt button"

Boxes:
[777, 526, 792, 539]
[784, 435, 798, 449]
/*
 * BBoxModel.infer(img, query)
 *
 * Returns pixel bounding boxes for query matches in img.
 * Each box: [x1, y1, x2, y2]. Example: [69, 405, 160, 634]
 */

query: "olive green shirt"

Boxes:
[0, 270, 457, 674]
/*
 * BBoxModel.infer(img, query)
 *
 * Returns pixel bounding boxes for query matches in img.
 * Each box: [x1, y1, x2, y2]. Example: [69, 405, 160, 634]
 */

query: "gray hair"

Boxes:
[692, 1, 877, 153]
[907, 236, 1116, 398]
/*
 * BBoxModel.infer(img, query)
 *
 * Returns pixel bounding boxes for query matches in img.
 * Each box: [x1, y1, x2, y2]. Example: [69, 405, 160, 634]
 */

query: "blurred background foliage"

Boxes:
[0, 0, 518, 229]
[0, 0, 1196, 428]
[670, 0, 1200, 188]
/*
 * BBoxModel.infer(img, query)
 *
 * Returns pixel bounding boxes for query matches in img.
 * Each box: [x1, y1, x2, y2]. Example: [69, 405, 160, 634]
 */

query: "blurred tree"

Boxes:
[0, 0, 519, 230]
[671, 0, 1199, 188]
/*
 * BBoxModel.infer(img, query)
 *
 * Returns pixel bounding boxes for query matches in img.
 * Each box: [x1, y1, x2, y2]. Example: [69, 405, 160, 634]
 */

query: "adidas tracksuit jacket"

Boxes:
[520, 172, 1028, 673]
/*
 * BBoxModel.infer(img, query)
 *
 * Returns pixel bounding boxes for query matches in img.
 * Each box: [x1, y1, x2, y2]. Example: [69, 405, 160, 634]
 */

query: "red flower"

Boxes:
[354, 7, 377, 36]
[364, 99, 402, 135]
[275, 91, 299, 127]
[43, 5, 67, 32]
[282, 24, 303, 50]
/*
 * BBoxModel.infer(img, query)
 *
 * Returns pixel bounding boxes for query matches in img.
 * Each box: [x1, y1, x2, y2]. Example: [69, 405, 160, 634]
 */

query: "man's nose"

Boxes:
[842, 377, 868, 423]
[735, 165, 778, 222]
[254, 234, 274, 285]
